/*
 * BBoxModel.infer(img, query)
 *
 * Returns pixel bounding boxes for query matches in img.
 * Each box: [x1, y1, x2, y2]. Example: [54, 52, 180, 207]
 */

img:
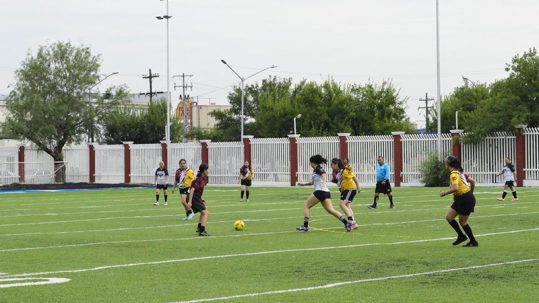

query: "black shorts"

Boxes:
[313, 190, 331, 202]
[241, 179, 252, 187]
[505, 181, 515, 187]
[191, 196, 206, 213]
[340, 190, 357, 202]
[375, 181, 391, 194]
[451, 192, 476, 216]
[179, 188, 189, 195]
[156, 184, 168, 190]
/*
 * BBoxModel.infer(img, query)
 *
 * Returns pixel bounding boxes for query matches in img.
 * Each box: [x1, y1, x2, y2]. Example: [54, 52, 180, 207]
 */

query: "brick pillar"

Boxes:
[18, 145, 25, 183]
[391, 131, 405, 187]
[515, 125, 526, 187]
[450, 130, 463, 161]
[89, 143, 96, 183]
[200, 140, 211, 184]
[123, 142, 133, 184]
[288, 134, 300, 186]
[243, 135, 254, 164]
[160, 141, 168, 168]
[338, 133, 350, 161]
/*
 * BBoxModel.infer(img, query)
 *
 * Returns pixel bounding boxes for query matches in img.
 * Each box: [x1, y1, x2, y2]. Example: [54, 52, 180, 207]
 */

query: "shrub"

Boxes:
[420, 153, 450, 187]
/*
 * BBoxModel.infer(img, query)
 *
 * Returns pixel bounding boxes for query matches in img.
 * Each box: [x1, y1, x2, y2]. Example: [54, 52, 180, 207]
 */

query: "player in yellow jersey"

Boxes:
[440, 156, 478, 247]
[172, 159, 196, 220]
[331, 158, 360, 231]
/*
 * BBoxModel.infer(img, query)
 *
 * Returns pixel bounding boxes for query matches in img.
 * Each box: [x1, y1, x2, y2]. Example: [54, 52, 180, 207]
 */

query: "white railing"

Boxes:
[348, 135, 394, 185]
[130, 144, 162, 184]
[94, 145, 124, 183]
[208, 141, 243, 185]
[64, 145, 89, 183]
[525, 127, 539, 182]
[296, 136, 339, 184]
[25, 149, 54, 184]
[252, 138, 290, 185]
[168, 142, 202, 173]
[401, 133, 452, 184]
[0, 147, 19, 185]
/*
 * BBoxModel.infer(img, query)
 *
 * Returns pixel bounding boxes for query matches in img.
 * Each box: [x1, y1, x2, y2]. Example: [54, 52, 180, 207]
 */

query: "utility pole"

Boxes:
[140, 69, 163, 103]
[173, 73, 194, 137]
[418, 93, 434, 132]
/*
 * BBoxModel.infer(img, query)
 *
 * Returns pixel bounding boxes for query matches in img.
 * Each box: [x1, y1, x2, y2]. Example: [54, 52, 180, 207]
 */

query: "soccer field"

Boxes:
[0, 186, 537, 302]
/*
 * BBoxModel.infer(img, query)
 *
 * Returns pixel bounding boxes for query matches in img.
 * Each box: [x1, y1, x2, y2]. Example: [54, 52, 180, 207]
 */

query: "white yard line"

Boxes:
[4, 227, 538, 278]
[170, 259, 539, 303]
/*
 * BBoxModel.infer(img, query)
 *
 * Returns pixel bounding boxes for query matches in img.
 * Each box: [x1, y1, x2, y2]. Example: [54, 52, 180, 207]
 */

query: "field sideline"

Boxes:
[0, 186, 538, 302]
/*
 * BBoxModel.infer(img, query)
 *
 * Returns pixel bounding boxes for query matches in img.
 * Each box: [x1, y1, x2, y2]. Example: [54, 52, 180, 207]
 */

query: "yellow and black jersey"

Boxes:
[450, 170, 471, 196]
[339, 166, 357, 191]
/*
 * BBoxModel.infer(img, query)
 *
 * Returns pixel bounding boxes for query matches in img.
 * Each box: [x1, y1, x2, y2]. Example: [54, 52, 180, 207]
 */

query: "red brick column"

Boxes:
[288, 134, 300, 186]
[338, 133, 350, 161]
[123, 142, 133, 184]
[392, 131, 405, 187]
[200, 140, 211, 183]
[18, 145, 25, 183]
[89, 144, 96, 183]
[450, 130, 463, 161]
[243, 135, 254, 164]
[515, 125, 526, 187]
[161, 141, 168, 168]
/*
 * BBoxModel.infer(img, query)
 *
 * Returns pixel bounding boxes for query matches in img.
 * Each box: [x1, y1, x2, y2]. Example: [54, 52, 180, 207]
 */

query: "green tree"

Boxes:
[5, 42, 101, 182]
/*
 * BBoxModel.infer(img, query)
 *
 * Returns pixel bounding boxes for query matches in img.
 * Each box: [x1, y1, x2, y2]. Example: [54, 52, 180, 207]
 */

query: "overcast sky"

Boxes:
[1, 0, 537, 127]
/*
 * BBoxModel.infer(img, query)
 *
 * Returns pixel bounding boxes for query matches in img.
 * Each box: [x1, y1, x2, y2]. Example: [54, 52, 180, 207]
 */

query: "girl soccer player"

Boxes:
[172, 159, 196, 220]
[188, 163, 210, 236]
[296, 155, 351, 232]
[153, 161, 169, 206]
[331, 158, 360, 230]
[440, 156, 478, 247]
[497, 157, 518, 202]
[239, 161, 254, 202]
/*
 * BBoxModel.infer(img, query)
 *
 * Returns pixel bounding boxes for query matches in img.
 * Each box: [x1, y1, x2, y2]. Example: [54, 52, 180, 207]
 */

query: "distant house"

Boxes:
[175, 99, 231, 131]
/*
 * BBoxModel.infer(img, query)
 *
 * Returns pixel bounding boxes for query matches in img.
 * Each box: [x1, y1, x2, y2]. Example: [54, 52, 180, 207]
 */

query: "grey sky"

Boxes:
[1, 0, 537, 127]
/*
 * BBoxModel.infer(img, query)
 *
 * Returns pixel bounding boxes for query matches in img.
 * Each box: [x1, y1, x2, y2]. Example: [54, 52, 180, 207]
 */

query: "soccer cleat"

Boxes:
[350, 221, 359, 230]
[187, 212, 195, 220]
[512, 197, 518, 202]
[240, 199, 243, 203]
[345, 221, 353, 232]
[390, 204, 395, 209]
[153, 202, 159, 206]
[296, 226, 309, 232]
[496, 197, 504, 201]
[452, 235, 468, 246]
[368, 204, 377, 209]
[246, 199, 250, 203]
[463, 241, 479, 247]
[164, 202, 168, 206]
[198, 230, 209, 236]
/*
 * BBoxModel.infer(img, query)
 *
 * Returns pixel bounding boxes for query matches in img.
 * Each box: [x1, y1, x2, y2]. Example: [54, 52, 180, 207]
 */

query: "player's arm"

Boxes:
[353, 176, 361, 192]
[321, 173, 327, 190]
[154, 170, 157, 184]
[440, 174, 459, 197]
[187, 187, 195, 208]
[497, 170, 503, 176]
[468, 176, 476, 193]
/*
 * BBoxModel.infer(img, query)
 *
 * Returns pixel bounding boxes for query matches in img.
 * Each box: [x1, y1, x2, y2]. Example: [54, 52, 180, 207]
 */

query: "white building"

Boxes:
[175, 100, 232, 130]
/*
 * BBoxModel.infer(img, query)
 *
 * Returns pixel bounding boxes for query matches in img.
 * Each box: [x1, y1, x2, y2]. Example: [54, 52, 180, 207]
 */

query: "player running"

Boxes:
[368, 156, 394, 209]
[172, 159, 196, 220]
[497, 157, 518, 202]
[331, 158, 360, 230]
[188, 163, 211, 236]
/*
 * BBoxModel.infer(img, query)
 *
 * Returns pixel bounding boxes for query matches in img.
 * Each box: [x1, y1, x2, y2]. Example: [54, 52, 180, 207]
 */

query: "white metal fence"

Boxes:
[461, 132, 515, 184]
[64, 145, 89, 183]
[94, 145, 124, 183]
[296, 136, 339, 184]
[208, 141, 243, 185]
[131, 144, 162, 184]
[251, 138, 290, 185]
[25, 148, 55, 184]
[401, 134, 452, 184]
[0, 147, 19, 185]
[524, 127, 539, 183]
[168, 142, 202, 174]
[348, 135, 394, 184]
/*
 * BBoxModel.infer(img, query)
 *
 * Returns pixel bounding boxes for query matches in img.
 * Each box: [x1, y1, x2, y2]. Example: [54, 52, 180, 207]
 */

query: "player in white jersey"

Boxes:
[153, 161, 169, 206]
[296, 155, 352, 232]
[497, 157, 518, 202]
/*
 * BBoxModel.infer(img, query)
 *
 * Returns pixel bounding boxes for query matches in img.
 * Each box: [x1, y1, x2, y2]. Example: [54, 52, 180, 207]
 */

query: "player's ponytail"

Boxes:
[505, 157, 515, 172]
[331, 158, 344, 169]
[445, 156, 462, 171]
[309, 154, 327, 165]
[197, 163, 208, 177]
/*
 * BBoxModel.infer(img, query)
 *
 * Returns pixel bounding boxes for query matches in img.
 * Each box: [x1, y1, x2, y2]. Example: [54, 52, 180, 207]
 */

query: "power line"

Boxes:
[140, 69, 163, 103]
[418, 92, 434, 130]
[173, 73, 193, 135]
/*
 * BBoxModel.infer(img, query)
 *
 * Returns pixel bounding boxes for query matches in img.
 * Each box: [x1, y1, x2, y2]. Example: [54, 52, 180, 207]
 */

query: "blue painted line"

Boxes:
[0, 186, 153, 194]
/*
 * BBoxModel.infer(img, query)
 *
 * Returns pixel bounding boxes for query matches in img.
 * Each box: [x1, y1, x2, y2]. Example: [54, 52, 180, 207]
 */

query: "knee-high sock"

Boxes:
[246, 191, 250, 199]
[462, 224, 476, 243]
[448, 220, 465, 237]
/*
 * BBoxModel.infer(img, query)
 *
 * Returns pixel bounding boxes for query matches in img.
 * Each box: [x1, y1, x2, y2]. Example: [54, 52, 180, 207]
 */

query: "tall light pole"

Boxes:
[87, 72, 119, 142]
[156, 0, 172, 142]
[220, 60, 276, 140]
[435, 0, 442, 160]
[294, 114, 302, 135]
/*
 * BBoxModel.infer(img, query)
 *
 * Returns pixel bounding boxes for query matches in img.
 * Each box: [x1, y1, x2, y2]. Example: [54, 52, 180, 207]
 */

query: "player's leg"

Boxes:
[459, 214, 478, 247]
[320, 198, 349, 231]
[154, 186, 161, 206]
[240, 184, 246, 202]
[297, 194, 318, 231]
[446, 208, 467, 245]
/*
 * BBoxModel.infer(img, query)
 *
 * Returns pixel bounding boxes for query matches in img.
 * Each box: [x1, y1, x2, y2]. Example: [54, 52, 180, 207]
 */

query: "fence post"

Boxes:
[450, 130, 463, 161]
[288, 134, 300, 186]
[338, 133, 350, 160]
[515, 125, 526, 187]
[391, 131, 405, 187]
[18, 145, 25, 184]
[160, 141, 168, 168]
[89, 143, 96, 183]
[200, 140, 211, 183]
[243, 135, 254, 164]
[123, 141, 133, 184]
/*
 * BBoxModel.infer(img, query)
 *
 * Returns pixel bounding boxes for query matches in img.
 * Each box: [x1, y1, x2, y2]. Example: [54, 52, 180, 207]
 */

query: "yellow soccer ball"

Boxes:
[233, 220, 245, 231]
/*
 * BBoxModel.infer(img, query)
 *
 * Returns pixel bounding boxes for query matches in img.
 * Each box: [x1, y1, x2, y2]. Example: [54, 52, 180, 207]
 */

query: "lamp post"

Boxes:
[156, 0, 172, 142]
[435, 0, 442, 161]
[455, 110, 459, 130]
[293, 114, 302, 135]
[87, 71, 119, 142]
[220, 60, 276, 140]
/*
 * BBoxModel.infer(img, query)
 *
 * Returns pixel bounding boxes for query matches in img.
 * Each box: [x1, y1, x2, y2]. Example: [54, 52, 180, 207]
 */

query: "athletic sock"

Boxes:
[512, 191, 517, 198]
[164, 195, 168, 202]
[246, 191, 250, 199]
[339, 215, 348, 225]
[348, 216, 353, 221]
[388, 195, 394, 205]
[156, 195, 159, 202]
[448, 220, 465, 237]
[303, 217, 309, 228]
[502, 191, 507, 199]
[241, 191, 245, 199]
[462, 224, 477, 243]
[199, 225, 205, 232]
[373, 196, 379, 206]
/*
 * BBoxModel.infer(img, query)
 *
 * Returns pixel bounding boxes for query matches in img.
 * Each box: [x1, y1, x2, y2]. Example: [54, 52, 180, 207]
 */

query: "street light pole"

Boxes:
[220, 60, 276, 140]
[87, 72, 119, 142]
[435, 0, 442, 160]
[157, 0, 172, 142]
[294, 114, 302, 135]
